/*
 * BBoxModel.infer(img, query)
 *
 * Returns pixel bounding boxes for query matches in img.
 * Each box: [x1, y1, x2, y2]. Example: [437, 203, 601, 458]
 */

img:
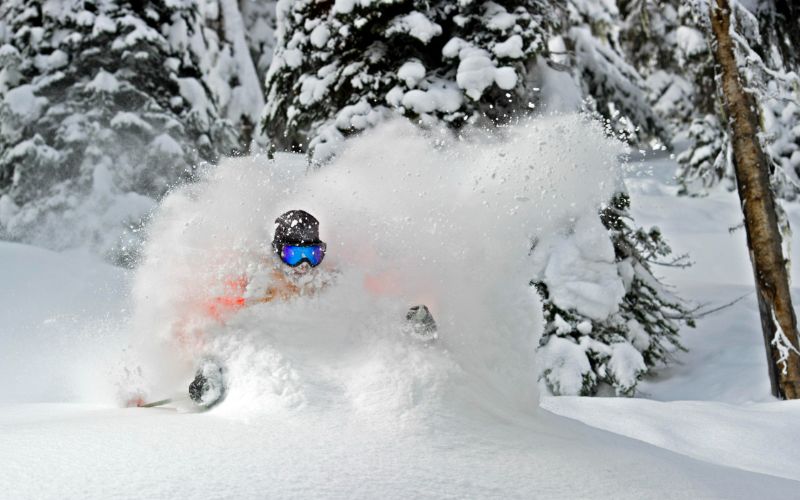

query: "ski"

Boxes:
[139, 398, 174, 408]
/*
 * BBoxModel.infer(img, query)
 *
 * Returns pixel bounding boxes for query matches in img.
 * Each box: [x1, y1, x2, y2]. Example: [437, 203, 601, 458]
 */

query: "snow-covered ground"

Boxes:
[3, 146, 800, 497]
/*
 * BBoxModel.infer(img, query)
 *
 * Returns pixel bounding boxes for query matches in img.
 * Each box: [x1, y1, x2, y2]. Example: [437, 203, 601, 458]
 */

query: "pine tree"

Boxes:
[561, 0, 667, 144]
[0, 0, 239, 262]
[751, 2, 800, 201]
[614, 1, 729, 194]
[678, 0, 800, 199]
[262, 0, 558, 161]
[534, 193, 693, 396]
[240, 0, 277, 86]
[203, 0, 266, 154]
[621, 1, 800, 199]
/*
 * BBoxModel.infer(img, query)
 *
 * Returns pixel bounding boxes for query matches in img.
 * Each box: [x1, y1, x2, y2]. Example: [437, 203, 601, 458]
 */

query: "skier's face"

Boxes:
[290, 261, 312, 276]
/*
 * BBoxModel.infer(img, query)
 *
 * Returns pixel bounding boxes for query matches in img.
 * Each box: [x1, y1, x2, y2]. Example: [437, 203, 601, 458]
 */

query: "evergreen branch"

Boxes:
[681, 292, 753, 320]
[730, 30, 800, 85]
[648, 253, 693, 268]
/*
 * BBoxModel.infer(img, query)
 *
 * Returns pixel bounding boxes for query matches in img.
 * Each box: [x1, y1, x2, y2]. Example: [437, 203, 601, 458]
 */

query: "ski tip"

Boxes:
[123, 395, 146, 408]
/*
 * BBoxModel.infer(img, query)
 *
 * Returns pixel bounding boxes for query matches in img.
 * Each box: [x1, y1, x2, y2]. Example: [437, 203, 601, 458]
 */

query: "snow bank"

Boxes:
[129, 115, 621, 417]
[542, 396, 800, 482]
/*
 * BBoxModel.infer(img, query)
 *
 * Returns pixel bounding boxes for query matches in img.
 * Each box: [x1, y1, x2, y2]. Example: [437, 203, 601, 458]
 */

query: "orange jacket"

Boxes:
[204, 269, 315, 321]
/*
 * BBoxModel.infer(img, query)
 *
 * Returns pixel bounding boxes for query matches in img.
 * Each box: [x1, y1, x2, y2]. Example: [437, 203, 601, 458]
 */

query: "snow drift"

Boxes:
[128, 115, 622, 416]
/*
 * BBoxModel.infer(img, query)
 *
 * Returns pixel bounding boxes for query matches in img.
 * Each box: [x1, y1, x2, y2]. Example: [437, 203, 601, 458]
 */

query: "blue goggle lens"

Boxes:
[280, 244, 326, 267]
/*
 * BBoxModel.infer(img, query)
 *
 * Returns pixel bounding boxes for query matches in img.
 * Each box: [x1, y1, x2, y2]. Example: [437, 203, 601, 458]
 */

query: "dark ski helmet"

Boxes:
[272, 210, 323, 253]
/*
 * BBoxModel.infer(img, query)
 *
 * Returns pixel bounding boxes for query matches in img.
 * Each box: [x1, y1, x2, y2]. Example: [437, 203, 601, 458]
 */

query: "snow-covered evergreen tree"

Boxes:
[628, 0, 800, 199]
[611, 1, 727, 194]
[695, 0, 800, 199]
[618, 1, 715, 127]
[534, 193, 693, 396]
[262, 0, 558, 161]
[746, 2, 800, 201]
[240, 0, 277, 86]
[0, 0, 242, 262]
[201, 0, 266, 154]
[560, 0, 667, 144]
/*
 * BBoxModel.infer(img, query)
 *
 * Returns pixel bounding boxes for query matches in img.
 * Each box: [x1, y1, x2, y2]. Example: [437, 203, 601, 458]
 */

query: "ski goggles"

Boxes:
[279, 243, 326, 267]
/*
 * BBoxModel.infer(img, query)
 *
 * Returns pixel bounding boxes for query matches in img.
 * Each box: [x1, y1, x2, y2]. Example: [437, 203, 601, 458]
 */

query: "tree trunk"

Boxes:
[709, 0, 800, 399]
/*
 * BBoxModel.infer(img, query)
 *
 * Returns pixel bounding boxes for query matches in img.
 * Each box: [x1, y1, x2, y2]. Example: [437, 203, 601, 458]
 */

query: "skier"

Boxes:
[187, 209, 330, 407]
[186, 209, 437, 409]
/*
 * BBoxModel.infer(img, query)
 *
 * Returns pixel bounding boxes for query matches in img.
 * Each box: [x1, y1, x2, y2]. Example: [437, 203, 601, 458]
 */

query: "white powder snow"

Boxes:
[388, 12, 442, 44]
[282, 47, 303, 68]
[676, 26, 707, 58]
[33, 49, 68, 71]
[608, 342, 646, 392]
[333, 0, 356, 14]
[494, 66, 518, 89]
[86, 70, 120, 93]
[543, 397, 800, 483]
[486, 5, 517, 31]
[215, 0, 266, 123]
[385, 86, 404, 107]
[129, 115, 620, 413]
[548, 35, 569, 65]
[92, 14, 116, 35]
[110, 112, 153, 132]
[493, 35, 524, 59]
[625, 318, 650, 351]
[167, 17, 189, 52]
[299, 71, 337, 105]
[177, 77, 211, 129]
[532, 215, 626, 321]
[333, 99, 382, 130]
[442, 37, 468, 58]
[3, 84, 47, 120]
[309, 24, 330, 48]
[397, 60, 426, 88]
[400, 81, 463, 115]
[150, 133, 183, 156]
[537, 336, 592, 395]
[401, 89, 437, 113]
[456, 47, 499, 100]
[446, 42, 519, 99]
[75, 10, 95, 26]
[112, 15, 161, 50]
[0, 44, 19, 60]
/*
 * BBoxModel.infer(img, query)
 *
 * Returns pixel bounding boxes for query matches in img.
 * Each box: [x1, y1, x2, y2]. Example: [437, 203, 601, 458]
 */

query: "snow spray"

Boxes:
[128, 115, 622, 417]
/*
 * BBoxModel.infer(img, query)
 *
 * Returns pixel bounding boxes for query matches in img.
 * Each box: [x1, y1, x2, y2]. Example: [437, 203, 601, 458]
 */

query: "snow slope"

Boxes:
[0, 242, 130, 403]
[2, 401, 797, 499]
[3, 135, 800, 498]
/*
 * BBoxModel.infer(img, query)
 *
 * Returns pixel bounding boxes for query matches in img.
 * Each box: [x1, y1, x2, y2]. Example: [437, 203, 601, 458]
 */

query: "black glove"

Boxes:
[405, 304, 438, 341]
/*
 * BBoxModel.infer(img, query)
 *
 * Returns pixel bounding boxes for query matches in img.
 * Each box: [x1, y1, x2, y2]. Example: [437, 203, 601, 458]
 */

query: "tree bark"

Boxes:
[709, 0, 800, 399]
